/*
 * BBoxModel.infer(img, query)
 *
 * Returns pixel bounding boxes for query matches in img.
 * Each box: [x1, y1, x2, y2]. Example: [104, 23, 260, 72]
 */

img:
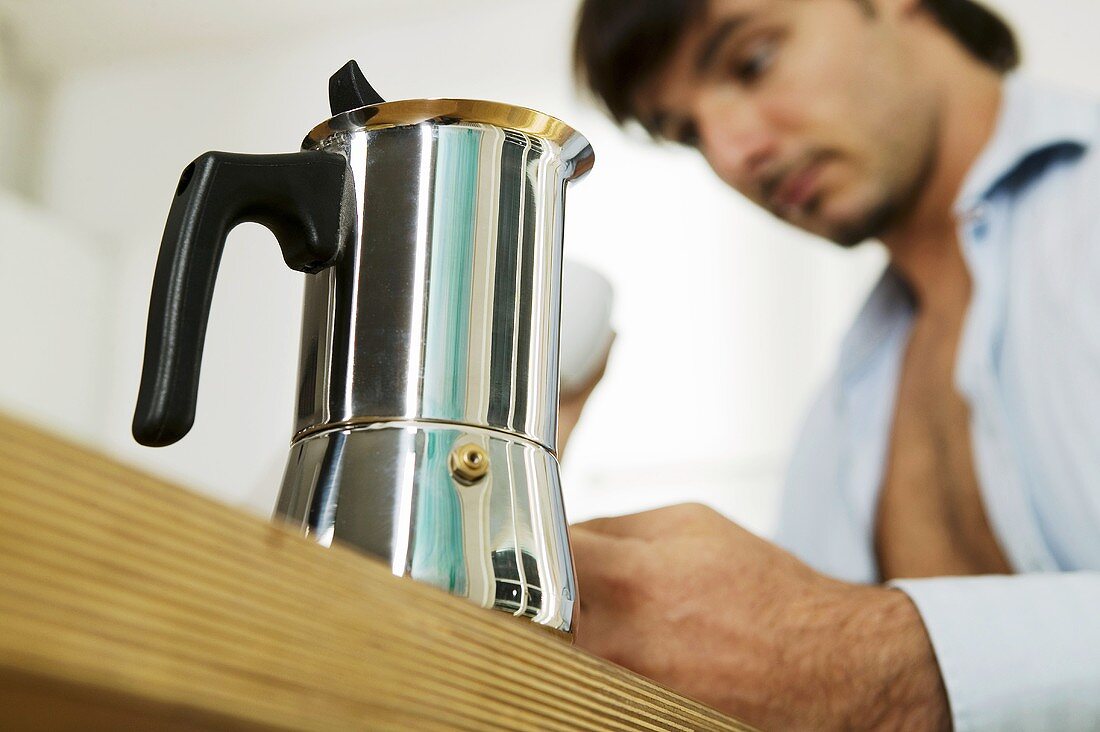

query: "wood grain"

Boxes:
[0, 414, 754, 731]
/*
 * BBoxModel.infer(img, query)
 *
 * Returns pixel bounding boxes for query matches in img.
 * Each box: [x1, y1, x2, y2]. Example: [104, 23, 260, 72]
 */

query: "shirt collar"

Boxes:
[954, 73, 1097, 215]
[837, 266, 912, 383]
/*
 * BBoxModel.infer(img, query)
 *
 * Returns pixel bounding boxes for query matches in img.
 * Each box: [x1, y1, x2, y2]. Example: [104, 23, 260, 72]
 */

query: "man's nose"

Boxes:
[695, 96, 777, 184]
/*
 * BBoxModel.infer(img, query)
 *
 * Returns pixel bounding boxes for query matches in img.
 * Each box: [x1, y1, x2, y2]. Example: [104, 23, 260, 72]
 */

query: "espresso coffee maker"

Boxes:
[133, 62, 593, 635]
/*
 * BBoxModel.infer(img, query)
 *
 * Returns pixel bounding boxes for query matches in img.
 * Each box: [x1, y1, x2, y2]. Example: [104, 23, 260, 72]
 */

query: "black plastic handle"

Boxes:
[133, 150, 351, 447]
[329, 59, 385, 115]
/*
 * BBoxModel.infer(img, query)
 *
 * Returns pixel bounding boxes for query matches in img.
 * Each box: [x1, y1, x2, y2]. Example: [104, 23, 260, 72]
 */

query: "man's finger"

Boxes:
[569, 527, 643, 608]
[569, 531, 640, 662]
[573, 601, 631, 660]
[571, 502, 724, 540]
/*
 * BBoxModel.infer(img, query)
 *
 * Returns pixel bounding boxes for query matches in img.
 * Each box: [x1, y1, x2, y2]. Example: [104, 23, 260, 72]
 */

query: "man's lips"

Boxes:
[771, 162, 823, 212]
[759, 158, 827, 216]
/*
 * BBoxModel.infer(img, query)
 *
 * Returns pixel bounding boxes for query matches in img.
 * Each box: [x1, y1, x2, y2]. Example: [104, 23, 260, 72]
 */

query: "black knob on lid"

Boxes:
[328, 60, 385, 116]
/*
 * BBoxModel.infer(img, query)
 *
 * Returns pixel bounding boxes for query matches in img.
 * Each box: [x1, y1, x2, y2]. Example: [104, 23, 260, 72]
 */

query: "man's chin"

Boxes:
[772, 197, 876, 247]
[769, 194, 892, 247]
[785, 214, 871, 248]
[826, 222, 877, 248]
[819, 201, 899, 248]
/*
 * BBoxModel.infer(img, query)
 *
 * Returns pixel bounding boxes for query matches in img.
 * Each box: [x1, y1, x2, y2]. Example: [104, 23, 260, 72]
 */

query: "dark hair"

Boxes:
[922, 0, 1020, 71]
[574, 0, 1020, 126]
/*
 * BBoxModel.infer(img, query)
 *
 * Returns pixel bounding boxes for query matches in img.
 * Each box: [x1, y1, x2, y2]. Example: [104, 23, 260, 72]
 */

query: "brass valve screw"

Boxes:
[449, 444, 490, 484]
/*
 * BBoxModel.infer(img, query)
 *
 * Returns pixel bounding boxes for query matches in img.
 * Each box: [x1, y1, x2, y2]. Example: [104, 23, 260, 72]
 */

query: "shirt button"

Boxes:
[967, 204, 989, 238]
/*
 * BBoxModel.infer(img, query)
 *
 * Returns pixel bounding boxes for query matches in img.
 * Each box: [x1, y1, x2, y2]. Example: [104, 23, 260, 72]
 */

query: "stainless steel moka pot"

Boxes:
[133, 61, 593, 635]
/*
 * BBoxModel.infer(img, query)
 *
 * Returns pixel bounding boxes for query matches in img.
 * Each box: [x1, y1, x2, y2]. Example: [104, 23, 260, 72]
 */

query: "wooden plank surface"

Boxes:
[0, 414, 754, 731]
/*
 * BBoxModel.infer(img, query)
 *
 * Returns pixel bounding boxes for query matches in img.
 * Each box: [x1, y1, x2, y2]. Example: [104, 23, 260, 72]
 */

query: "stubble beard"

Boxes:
[828, 197, 905, 248]
[822, 119, 941, 248]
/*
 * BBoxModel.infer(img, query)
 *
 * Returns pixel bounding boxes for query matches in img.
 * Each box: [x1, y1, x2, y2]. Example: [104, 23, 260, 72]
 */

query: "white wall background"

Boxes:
[1, 0, 1097, 538]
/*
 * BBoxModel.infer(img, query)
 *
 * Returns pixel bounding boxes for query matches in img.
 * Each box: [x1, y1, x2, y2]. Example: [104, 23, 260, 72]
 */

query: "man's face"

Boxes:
[635, 0, 940, 245]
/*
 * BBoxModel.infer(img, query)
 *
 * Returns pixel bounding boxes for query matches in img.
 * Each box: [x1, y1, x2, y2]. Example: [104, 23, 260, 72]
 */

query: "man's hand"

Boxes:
[570, 504, 951, 731]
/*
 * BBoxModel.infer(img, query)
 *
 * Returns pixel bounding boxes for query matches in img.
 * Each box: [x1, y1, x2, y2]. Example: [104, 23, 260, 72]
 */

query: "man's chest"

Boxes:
[875, 312, 1012, 581]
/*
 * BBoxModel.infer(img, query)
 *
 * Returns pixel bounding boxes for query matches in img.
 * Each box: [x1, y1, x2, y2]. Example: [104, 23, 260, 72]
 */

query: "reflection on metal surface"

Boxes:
[275, 422, 576, 632]
[292, 103, 592, 451]
[276, 100, 589, 635]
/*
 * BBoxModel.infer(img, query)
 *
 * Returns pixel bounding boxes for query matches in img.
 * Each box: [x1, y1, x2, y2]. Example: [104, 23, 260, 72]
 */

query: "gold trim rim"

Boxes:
[303, 98, 591, 153]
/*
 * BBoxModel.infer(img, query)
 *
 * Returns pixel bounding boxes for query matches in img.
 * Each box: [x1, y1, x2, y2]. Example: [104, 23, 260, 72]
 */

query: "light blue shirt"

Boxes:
[775, 75, 1100, 731]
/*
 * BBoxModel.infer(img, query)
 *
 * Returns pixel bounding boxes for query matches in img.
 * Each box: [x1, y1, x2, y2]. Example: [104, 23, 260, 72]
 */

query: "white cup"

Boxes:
[559, 260, 614, 395]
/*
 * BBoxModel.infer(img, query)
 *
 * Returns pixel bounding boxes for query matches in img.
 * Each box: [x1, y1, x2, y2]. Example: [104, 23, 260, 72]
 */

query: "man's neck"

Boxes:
[879, 54, 1003, 312]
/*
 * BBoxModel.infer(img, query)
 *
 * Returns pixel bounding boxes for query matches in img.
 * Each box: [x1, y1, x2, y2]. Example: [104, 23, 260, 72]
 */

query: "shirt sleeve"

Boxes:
[890, 573, 1100, 732]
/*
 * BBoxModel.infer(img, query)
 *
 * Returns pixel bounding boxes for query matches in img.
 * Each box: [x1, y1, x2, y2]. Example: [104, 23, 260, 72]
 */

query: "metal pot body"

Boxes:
[277, 422, 576, 632]
[275, 101, 593, 634]
[293, 100, 593, 448]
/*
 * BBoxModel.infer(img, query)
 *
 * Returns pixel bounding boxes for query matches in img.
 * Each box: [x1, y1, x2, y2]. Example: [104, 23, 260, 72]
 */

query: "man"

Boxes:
[565, 0, 1100, 729]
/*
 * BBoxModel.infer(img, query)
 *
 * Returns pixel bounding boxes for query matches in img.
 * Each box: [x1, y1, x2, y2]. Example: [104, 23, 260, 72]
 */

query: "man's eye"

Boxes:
[731, 39, 777, 84]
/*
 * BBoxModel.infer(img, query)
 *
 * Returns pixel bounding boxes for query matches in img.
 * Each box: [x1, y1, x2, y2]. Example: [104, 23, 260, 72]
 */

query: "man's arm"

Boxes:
[572, 502, 1100, 730]
[570, 504, 951, 731]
